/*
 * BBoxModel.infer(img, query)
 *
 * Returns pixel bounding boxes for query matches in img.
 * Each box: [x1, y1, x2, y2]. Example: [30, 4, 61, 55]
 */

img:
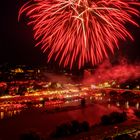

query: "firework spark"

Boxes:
[19, 0, 140, 69]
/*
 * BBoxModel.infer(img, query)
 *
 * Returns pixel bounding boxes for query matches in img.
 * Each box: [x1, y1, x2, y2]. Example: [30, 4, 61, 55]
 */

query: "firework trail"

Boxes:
[19, 0, 140, 69]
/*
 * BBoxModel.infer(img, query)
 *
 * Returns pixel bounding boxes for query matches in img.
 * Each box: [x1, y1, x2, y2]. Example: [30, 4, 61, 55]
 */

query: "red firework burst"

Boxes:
[19, 0, 140, 69]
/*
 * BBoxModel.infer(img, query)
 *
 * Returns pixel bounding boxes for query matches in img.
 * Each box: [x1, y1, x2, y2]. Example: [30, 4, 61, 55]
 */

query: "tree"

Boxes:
[101, 115, 110, 125]
[81, 121, 89, 132]
[134, 110, 140, 118]
[121, 91, 135, 100]
[71, 120, 81, 134]
[101, 112, 127, 125]
[114, 134, 133, 140]
[20, 131, 43, 140]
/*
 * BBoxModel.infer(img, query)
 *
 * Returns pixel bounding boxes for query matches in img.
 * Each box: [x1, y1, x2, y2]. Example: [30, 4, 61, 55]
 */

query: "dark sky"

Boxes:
[1, 0, 46, 66]
[0, 0, 140, 67]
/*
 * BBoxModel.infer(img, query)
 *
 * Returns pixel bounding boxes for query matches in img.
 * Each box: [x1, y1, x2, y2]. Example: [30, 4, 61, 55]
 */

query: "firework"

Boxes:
[19, 0, 140, 69]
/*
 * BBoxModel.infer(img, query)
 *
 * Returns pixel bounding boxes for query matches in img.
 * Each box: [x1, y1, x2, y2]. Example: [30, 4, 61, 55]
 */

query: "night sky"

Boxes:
[1, 0, 140, 67]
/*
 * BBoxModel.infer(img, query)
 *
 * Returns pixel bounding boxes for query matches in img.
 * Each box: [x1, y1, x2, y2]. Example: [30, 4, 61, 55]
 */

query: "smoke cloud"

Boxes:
[83, 60, 140, 84]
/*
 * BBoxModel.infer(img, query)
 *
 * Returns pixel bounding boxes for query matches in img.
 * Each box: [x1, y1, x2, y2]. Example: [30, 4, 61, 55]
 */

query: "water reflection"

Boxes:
[0, 98, 139, 120]
[125, 101, 129, 109]
[107, 100, 140, 110]
[0, 110, 21, 119]
[136, 102, 139, 110]
[108, 103, 111, 108]
[116, 102, 120, 107]
[0, 112, 4, 119]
